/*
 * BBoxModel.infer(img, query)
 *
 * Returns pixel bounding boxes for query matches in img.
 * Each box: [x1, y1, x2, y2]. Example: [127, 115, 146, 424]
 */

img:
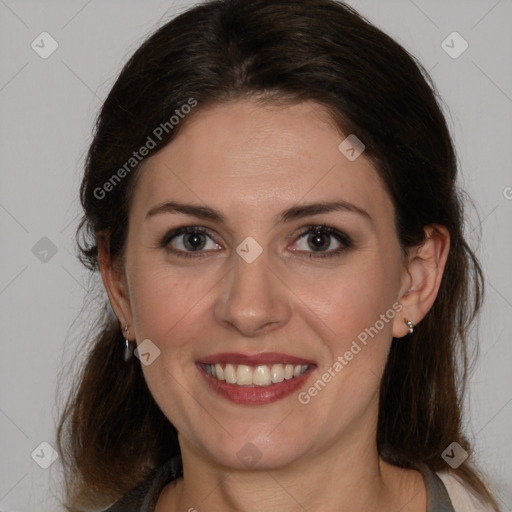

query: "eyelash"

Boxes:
[158, 224, 354, 260]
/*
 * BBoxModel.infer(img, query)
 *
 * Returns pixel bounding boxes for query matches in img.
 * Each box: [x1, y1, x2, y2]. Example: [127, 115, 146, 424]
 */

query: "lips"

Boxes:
[196, 352, 316, 405]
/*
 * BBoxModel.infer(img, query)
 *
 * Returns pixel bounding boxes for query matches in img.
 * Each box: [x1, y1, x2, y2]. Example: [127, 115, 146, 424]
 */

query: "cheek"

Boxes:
[127, 257, 213, 346]
[291, 259, 401, 430]
[125, 260, 214, 423]
[293, 255, 400, 348]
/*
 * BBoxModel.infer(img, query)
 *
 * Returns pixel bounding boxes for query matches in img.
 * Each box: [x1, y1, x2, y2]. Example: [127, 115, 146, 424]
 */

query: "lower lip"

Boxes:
[197, 364, 315, 405]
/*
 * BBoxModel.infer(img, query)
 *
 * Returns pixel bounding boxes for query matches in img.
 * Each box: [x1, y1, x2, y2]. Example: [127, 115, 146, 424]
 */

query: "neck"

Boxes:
[157, 430, 427, 512]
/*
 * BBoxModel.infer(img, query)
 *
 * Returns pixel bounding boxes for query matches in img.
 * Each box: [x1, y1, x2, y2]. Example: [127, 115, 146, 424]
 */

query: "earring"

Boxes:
[123, 324, 133, 361]
[404, 318, 415, 336]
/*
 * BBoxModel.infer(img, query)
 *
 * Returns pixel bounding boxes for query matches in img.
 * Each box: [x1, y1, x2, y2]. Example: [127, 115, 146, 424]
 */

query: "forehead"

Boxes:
[130, 99, 394, 226]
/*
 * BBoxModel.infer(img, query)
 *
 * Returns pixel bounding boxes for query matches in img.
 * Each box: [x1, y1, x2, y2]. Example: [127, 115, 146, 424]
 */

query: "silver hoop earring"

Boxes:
[404, 318, 414, 336]
[123, 324, 133, 361]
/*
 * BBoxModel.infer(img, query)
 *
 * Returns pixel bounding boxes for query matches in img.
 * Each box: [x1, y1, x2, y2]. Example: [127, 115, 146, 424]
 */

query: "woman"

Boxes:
[57, 0, 501, 510]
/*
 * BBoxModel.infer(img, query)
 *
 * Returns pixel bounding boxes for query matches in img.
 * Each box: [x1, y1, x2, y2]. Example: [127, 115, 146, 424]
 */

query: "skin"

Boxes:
[99, 99, 450, 511]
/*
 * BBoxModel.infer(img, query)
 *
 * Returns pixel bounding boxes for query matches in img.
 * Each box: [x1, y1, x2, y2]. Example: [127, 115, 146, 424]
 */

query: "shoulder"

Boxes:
[102, 455, 182, 512]
[436, 471, 496, 512]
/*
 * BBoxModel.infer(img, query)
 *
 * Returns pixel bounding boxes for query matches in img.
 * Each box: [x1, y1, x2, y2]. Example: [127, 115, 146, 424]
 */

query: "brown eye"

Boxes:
[290, 225, 353, 258]
[160, 226, 222, 258]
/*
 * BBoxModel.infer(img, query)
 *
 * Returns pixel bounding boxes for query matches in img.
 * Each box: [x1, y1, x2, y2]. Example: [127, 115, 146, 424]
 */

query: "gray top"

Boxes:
[104, 456, 456, 511]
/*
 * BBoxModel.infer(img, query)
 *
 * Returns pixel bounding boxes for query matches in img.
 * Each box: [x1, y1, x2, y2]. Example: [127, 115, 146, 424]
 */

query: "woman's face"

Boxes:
[118, 99, 411, 469]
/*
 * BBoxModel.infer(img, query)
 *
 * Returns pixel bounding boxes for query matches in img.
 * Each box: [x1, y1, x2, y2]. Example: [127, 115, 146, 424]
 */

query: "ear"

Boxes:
[392, 225, 450, 338]
[97, 231, 134, 340]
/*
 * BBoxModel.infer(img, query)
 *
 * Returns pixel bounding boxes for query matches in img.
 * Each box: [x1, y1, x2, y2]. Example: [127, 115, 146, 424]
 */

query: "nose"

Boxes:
[213, 247, 292, 338]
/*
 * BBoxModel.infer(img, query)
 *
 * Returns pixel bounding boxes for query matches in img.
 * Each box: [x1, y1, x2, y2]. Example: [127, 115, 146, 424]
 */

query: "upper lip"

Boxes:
[198, 352, 316, 366]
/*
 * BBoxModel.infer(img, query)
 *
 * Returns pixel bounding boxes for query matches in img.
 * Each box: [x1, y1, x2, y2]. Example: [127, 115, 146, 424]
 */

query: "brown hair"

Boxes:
[56, 0, 499, 509]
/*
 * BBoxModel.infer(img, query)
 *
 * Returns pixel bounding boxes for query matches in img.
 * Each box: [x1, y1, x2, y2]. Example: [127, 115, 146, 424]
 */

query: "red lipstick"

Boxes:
[196, 352, 316, 405]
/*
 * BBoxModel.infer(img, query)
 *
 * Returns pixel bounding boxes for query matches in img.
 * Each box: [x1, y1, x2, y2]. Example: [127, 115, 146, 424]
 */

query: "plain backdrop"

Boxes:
[0, 0, 511, 510]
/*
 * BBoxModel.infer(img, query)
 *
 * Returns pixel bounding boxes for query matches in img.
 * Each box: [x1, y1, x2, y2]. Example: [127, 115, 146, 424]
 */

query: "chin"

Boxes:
[193, 432, 309, 471]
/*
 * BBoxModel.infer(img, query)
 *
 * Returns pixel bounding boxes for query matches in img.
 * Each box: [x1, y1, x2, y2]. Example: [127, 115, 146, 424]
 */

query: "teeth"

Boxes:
[270, 364, 284, 383]
[236, 364, 253, 385]
[253, 365, 271, 386]
[215, 363, 224, 381]
[203, 363, 309, 386]
[224, 363, 236, 384]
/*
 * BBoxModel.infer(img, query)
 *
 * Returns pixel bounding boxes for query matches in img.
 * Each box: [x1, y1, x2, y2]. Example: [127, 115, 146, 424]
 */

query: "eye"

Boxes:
[289, 225, 353, 258]
[160, 226, 221, 258]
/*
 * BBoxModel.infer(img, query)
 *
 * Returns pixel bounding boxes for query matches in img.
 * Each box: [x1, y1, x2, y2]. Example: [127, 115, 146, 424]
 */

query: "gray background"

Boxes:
[0, 0, 511, 510]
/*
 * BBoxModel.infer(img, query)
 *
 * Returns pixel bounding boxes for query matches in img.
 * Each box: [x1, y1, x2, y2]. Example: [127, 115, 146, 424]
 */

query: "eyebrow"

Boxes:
[145, 199, 373, 225]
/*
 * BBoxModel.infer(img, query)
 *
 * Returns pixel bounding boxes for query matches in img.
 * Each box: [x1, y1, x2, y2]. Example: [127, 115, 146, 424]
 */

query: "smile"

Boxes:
[196, 352, 316, 405]
[200, 363, 309, 387]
